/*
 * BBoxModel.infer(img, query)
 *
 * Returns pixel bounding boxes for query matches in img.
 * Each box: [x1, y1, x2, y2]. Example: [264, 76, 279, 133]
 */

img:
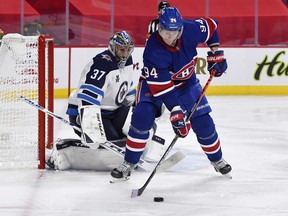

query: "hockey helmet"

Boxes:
[159, 7, 183, 31]
[108, 31, 134, 63]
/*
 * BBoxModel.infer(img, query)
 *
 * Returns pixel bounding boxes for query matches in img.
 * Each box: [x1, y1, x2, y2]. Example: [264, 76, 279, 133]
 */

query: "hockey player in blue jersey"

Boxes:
[111, 7, 232, 181]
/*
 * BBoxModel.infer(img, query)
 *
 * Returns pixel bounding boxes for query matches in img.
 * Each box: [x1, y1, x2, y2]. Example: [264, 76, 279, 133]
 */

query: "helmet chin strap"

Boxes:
[114, 55, 126, 69]
[118, 59, 126, 69]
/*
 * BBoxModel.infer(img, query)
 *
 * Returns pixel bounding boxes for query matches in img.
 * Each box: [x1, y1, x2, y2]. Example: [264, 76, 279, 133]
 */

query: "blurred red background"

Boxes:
[0, 0, 287, 46]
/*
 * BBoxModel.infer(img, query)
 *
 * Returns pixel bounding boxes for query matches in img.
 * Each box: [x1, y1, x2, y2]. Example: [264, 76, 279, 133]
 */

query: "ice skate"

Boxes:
[211, 158, 232, 175]
[110, 161, 137, 183]
[45, 156, 55, 169]
[45, 143, 58, 169]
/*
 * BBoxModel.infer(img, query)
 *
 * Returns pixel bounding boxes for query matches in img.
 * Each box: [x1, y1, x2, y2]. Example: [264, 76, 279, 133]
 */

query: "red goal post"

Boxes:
[0, 34, 54, 169]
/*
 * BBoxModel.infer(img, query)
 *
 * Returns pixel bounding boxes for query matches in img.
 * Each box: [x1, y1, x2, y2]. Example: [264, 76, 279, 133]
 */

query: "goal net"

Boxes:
[0, 34, 54, 169]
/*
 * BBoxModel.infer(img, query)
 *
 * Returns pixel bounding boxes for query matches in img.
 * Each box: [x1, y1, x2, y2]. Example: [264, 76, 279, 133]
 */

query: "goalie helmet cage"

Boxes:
[0, 34, 54, 169]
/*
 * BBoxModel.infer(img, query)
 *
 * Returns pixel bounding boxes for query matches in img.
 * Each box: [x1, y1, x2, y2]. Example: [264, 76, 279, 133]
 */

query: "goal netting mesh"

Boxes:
[0, 34, 54, 169]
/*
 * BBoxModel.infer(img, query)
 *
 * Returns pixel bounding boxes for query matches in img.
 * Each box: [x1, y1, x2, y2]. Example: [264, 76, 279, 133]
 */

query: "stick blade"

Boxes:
[131, 189, 139, 198]
[131, 187, 145, 198]
[157, 151, 185, 173]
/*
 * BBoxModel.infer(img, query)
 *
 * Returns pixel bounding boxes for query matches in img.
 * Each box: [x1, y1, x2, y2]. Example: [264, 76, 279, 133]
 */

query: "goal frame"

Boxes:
[38, 35, 54, 169]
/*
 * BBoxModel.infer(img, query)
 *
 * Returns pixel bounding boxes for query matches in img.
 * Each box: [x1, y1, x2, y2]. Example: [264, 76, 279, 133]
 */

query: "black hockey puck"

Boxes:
[154, 197, 164, 202]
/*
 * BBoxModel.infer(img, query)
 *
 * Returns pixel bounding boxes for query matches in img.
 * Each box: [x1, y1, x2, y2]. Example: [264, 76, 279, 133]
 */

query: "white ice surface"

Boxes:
[1, 96, 288, 216]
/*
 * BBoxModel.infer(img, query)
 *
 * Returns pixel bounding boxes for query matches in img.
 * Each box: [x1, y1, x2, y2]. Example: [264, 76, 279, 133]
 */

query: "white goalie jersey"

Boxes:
[67, 49, 136, 113]
[66, 49, 137, 147]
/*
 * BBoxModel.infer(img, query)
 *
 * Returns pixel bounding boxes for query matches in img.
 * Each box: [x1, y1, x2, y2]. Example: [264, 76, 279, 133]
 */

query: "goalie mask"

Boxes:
[108, 31, 134, 68]
[158, 7, 183, 46]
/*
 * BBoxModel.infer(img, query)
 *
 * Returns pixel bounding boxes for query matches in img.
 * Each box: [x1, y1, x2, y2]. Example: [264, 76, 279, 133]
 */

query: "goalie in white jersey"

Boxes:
[47, 31, 165, 171]
[66, 30, 136, 148]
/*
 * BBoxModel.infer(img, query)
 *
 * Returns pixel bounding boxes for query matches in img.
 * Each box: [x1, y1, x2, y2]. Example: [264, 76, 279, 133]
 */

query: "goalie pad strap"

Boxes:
[55, 139, 89, 150]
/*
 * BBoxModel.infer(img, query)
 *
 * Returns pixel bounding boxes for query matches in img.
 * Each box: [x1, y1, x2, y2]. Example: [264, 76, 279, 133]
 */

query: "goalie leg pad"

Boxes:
[126, 104, 164, 163]
[141, 124, 166, 163]
[122, 106, 133, 136]
[46, 138, 80, 170]
[46, 138, 123, 171]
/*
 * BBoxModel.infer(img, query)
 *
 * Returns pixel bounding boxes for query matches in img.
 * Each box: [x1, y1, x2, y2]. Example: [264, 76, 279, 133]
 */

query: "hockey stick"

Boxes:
[19, 95, 184, 171]
[19, 95, 165, 145]
[131, 72, 216, 198]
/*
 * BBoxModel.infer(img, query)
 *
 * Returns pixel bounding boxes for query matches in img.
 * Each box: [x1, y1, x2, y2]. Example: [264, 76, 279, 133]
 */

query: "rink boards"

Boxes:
[52, 46, 288, 97]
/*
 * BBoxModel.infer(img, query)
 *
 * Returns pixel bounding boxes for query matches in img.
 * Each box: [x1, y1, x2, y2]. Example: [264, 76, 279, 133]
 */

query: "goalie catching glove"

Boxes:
[207, 50, 227, 77]
[170, 106, 191, 138]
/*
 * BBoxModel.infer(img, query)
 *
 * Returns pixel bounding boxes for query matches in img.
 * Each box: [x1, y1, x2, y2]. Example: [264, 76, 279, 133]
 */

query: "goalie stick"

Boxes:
[131, 71, 216, 198]
[19, 95, 185, 172]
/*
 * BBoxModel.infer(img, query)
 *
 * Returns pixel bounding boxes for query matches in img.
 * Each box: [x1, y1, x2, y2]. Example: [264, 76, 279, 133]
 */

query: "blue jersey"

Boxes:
[140, 18, 218, 113]
[123, 17, 227, 167]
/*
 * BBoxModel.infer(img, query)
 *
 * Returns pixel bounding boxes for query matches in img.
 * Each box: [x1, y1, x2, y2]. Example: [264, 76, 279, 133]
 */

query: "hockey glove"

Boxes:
[207, 50, 227, 77]
[170, 106, 191, 138]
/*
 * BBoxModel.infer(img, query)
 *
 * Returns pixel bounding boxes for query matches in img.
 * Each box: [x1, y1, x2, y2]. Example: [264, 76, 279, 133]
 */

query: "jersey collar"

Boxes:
[156, 32, 181, 52]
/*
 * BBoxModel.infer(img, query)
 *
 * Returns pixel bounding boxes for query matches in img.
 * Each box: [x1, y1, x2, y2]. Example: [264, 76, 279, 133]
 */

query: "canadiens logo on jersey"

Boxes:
[101, 54, 112, 62]
[171, 57, 197, 80]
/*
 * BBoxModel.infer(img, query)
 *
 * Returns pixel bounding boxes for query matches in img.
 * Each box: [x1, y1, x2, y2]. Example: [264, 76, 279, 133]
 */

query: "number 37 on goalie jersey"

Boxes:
[90, 69, 106, 80]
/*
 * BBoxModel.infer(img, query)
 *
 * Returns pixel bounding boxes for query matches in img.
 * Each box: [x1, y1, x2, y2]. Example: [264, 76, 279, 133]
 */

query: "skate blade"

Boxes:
[224, 173, 232, 179]
[110, 176, 130, 183]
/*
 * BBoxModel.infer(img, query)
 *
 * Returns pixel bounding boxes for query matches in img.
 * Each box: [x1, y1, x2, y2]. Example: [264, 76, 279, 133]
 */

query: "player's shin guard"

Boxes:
[192, 114, 222, 161]
[111, 125, 149, 180]
[198, 134, 232, 175]
[192, 113, 231, 174]
[124, 125, 150, 164]
[198, 131, 222, 162]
